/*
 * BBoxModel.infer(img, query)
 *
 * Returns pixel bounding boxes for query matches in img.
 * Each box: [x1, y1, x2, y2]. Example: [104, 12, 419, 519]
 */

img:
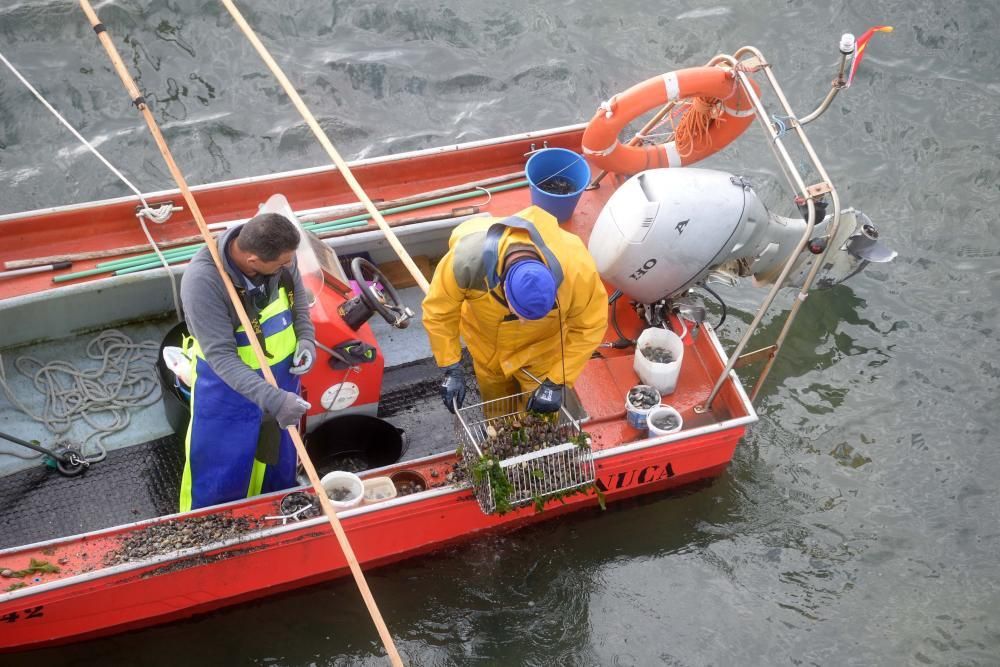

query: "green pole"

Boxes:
[95, 242, 202, 269]
[56, 179, 530, 283]
[53, 265, 117, 283]
[101, 218, 369, 279]
[114, 251, 197, 276]
[307, 180, 528, 234]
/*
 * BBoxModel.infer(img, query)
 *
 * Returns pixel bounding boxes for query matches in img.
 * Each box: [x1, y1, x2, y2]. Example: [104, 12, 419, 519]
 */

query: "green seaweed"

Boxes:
[531, 482, 606, 513]
[8, 558, 61, 578]
[470, 455, 515, 515]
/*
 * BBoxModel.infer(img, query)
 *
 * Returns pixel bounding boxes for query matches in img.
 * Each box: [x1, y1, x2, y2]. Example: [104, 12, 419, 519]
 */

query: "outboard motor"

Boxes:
[588, 168, 895, 308]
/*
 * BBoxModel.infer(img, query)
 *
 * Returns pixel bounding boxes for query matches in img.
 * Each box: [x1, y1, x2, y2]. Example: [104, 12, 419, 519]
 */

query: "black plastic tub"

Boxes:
[305, 415, 406, 477]
[156, 321, 192, 437]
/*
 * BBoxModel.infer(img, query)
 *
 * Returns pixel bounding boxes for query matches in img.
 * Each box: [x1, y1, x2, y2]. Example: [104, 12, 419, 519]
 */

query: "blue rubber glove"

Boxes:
[289, 339, 316, 376]
[440, 363, 467, 413]
[527, 379, 563, 413]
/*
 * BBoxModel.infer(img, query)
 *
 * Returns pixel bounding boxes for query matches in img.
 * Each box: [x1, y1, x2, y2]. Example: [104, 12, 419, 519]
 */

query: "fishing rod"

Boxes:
[76, 3, 403, 664]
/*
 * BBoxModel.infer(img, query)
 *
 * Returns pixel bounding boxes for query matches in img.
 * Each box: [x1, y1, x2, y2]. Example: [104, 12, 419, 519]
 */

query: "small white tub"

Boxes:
[362, 476, 397, 504]
[646, 405, 683, 436]
[320, 470, 364, 509]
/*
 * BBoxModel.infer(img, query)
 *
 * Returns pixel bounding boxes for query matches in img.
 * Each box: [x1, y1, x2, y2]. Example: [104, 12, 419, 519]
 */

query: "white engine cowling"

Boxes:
[588, 168, 894, 303]
[588, 168, 770, 302]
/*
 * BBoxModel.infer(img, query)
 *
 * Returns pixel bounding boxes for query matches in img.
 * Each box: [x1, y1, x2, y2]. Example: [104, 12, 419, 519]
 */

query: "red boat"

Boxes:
[0, 42, 894, 652]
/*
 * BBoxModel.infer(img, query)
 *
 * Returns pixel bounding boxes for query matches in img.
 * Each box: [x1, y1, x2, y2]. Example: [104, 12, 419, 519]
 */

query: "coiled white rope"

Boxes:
[0, 330, 161, 463]
[0, 48, 182, 321]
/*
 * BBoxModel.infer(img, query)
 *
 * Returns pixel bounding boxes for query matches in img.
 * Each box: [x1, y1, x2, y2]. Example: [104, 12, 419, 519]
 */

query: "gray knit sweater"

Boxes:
[179, 226, 316, 417]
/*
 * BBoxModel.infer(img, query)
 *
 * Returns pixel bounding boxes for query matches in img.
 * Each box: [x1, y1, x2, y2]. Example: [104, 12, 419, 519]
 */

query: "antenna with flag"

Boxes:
[847, 25, 894, 87]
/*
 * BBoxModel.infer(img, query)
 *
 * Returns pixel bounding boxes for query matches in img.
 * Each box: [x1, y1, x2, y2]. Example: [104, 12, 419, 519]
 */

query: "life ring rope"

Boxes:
[581, 66, 758, 174]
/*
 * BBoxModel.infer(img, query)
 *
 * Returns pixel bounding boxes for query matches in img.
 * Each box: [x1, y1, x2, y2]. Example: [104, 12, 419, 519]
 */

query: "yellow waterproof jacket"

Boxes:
[422, 206, 608, 386]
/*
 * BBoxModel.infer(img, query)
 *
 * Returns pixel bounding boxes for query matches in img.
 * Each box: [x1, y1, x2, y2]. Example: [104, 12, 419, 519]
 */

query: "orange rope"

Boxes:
[673, 97, 724, 158]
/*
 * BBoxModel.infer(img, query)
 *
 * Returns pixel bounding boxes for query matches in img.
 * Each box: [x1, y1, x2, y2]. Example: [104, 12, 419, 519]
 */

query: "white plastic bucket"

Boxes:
[625, 384, 661, 430]
[646, 405, 683, 436]
[320, 470, 364, 509]
[362, 476, 397, 504]
[634, 328, 684, 395]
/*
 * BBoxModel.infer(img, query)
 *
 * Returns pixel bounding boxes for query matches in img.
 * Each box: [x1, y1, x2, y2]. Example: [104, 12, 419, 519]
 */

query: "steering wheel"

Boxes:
[350, 257, 412, 328]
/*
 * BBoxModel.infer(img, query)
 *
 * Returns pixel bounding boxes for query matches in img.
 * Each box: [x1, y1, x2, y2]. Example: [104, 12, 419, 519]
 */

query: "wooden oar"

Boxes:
[5, 237, 209, 271]
[77, 3, 404, 665]
[298, 171, 520, 224]
[219, 0, 429, 296]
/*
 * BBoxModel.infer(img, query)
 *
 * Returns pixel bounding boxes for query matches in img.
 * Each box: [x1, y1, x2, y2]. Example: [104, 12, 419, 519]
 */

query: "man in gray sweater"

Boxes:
[178, 212, 316, 512]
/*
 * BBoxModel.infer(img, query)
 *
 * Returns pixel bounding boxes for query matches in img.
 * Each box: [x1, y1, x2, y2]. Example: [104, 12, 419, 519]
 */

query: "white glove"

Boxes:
[289, 339, 316, 376]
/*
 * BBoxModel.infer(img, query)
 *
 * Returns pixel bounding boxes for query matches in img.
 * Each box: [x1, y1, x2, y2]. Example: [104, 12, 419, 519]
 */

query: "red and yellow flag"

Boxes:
[846, 25, 893, 87]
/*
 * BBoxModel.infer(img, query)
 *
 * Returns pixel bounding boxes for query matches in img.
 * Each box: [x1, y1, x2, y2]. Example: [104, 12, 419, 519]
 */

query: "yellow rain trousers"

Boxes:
[422, 205, 608, 403]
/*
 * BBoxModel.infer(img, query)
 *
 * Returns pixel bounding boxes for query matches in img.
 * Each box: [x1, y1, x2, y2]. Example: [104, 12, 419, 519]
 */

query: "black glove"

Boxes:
[440, 363, 466, 413]
[527, 379, 563, 413]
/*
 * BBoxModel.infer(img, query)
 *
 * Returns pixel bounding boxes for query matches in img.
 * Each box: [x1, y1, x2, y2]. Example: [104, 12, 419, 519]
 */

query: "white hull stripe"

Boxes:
[663, 141, 682, 168]
[582, 140, 619, 158]
[662, 72, 680, 102]
[723, 105, 755, 118]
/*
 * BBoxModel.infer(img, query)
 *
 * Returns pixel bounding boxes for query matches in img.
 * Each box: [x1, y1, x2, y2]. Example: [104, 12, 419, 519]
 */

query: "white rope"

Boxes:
[0, 48, 182, 321]
[473, 186, 493, 207]
[0, 330, 161, 463]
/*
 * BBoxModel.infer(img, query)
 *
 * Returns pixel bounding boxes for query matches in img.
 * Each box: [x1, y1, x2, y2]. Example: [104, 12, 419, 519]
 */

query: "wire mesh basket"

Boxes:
[454, 391, 596, 515]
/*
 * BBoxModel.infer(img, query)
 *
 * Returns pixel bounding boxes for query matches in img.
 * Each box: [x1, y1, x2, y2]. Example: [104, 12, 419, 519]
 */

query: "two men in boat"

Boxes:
[178, 212, 315, 512]
[423, 205, 608, 413]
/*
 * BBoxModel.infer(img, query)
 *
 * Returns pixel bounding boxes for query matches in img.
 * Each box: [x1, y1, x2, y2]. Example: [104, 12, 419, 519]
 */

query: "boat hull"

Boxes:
[0, 123, 757, 652]
[0, 424, 742, 652]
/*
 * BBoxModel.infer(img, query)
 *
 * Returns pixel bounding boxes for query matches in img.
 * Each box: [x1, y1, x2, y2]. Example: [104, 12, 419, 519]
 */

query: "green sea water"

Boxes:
[1, 1, 998, 665]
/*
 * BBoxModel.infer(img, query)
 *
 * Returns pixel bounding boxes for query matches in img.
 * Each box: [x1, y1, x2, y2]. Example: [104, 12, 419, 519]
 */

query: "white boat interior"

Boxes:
[0, 217, 511, 547]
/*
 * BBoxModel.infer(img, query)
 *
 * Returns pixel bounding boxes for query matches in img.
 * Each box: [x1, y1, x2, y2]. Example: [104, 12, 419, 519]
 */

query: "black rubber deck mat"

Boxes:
[0, 434, 184, 550]
[0, 357, 464, 550]
[377, 356, 479, 462]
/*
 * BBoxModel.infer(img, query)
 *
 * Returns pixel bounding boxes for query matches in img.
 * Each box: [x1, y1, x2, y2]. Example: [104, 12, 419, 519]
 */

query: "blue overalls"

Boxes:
[179, 282, 300, 512]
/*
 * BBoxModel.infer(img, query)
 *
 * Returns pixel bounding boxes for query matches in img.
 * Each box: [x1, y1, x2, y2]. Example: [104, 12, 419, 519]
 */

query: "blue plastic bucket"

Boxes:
[625, 385, 661, 431]
[525, 147, 591, 223]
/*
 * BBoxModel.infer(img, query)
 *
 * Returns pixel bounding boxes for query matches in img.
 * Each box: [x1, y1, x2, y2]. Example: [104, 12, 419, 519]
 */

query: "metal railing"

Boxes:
[695, 42, 854, 412]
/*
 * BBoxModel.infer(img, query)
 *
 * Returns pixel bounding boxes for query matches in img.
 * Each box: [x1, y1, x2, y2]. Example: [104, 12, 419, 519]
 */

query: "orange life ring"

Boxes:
[581, 66, 758, 174]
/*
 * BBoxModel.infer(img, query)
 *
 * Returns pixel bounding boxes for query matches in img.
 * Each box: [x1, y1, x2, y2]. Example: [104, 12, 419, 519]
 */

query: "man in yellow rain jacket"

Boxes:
[422, 205, 608, 413]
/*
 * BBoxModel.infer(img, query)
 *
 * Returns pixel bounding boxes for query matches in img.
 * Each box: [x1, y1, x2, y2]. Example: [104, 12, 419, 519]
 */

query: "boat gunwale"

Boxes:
[0, 447, 460, 559]
[0, 416, 755, 603]
[0, 213, 465, 320]
[0, 123, 588, 224]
